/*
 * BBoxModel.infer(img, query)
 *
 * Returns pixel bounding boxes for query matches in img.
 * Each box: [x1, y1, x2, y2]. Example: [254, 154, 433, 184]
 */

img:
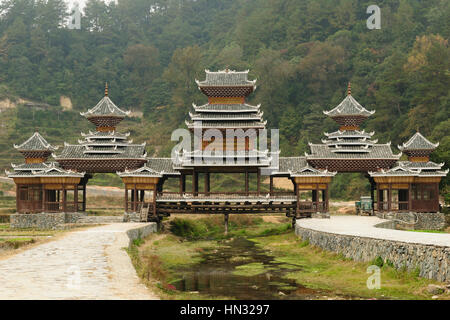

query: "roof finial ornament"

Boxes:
[105, 82, 109, 97]
[225, 66, 229, 73]
[347, 82, 351, 95]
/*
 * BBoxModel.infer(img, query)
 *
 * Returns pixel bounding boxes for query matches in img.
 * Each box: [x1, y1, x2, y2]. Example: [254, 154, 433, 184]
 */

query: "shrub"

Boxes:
[371, 256, 384, 268]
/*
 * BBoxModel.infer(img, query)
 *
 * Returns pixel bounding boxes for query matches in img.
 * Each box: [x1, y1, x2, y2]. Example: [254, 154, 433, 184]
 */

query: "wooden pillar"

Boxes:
[62, 185, 67, 213]
[245, 170, 249, 196]
[193, 170, 198, 196]
[43, 187, 47, 212]
[182, 174, 186, 193]
[434, 183, 439, 213]
[125, 187, 128, 213]
[296, 183, 300, 217]
[205, 172, 210, 195]
[408, 183, 412, 212]
[269, 176, 273, 196]
[74, 184, 78, 212]
[82, 184, 86, 212]
[256, 170, 261, 195]
[388, 184, 391, 212]
[224, 213, 229, 235]
[370, 182, 375, 215]
[325, 185, 329, 212]
[179, 175, 184, 195]
[153, 184, 157, 217]
[315, 184, 319, 213]
[133, 183, 138, 212]
[16, 184, 19, 213]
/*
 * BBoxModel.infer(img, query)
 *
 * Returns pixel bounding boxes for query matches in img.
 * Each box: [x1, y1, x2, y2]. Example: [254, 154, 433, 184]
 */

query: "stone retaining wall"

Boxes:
[295, 224, 450, 283]
[376, 212, 446, 230]
[10, 213, 66, 230]
[126, 223, 158, 247]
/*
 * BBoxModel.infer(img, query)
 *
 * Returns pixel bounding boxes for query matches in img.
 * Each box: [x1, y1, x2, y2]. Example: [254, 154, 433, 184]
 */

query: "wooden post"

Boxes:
[82, 184, 86, 212]
[245, 170, 249, 196]
[325, 185, 329, 212]
[179, 175, 183, 195]
[205, 172, 210, 195]
[388, 184, 391, 212]
[133, 183, 138, 212]
[256, 170, 260, 195]
[125, 187, 128, 213]
[43, 187, 47, 212]
[74, 184, 78, 212]
[316, 184, 319, 213]
[16, 184, 19, 213]
[153, 184, 157, 217]
[408, 183, 412, 212]
[224, 213, 229, 235]
[193, 171, 198, 196]
[182, 174, 186, 193]
[296, 183, 300, 217]
[62, 185, 67, 213]
[269, 176, 273, 196]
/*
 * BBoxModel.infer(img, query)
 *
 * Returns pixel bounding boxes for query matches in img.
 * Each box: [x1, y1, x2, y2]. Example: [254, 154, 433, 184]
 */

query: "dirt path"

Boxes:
[0, 223, 158, 300]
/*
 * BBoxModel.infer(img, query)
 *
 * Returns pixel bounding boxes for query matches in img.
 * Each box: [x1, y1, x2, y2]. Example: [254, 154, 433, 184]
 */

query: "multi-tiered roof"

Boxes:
[8, 133, 83, 179]
[179, 69, 273, 167]
[369, 132, 448, 178]
[55, 85, 147, 173]
[14, 132, 58, 162]
[186, 69, 266, 130]
[306, 83, 401, 171]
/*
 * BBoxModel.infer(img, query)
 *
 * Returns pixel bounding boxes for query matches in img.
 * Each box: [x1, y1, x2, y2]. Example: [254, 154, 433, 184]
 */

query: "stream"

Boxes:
[171, 237, 342, 300]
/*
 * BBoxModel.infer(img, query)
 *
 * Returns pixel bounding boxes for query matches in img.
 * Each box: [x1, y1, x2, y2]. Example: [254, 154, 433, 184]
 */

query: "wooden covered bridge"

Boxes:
[7, 71, 448, 227]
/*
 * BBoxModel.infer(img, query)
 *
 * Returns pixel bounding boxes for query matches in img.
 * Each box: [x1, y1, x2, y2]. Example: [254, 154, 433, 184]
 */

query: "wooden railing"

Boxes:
[157, 192, 296, 201]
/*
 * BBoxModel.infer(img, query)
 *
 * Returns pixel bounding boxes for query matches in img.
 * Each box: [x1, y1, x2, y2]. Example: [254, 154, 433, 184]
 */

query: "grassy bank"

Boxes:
[129, 215, 449, 300]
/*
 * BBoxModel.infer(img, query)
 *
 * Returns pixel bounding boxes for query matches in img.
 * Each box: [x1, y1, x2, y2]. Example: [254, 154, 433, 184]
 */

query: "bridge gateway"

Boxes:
[7, 70, 448, 226]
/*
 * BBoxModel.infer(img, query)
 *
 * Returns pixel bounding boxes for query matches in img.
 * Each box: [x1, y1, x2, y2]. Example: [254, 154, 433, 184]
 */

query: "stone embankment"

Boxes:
[296, 216, 450, 282]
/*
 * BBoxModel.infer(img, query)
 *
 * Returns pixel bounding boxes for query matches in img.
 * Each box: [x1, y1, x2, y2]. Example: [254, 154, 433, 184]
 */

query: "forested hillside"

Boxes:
[0, 0, 448, 200]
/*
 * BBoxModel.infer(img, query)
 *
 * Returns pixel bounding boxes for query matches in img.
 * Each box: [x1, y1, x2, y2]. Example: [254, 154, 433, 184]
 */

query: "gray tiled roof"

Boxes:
[146, 158, 180, 175]
[369, 164, 448, 177]
[196, 69, 256, 87]
[193, 103, 260, 112]
[397, 161, 445, 170]
[81, 131, 130, 140]
[277, 157, 308, 173]
[325, 130, 374, 139]
[307, 144, 401, 159]
[14, 132, 58, 151]
[324, 95, 375, 117]
[80, 96, 130, 118]
[55, 144, 146, 159]
[117, 165, 163, 177]
[272, 157, 336, 176]
[186, 120, 267, 129]
[7, 162, 84, 178]
[398, 132, 439, 151]
[189, 112, 263, 121]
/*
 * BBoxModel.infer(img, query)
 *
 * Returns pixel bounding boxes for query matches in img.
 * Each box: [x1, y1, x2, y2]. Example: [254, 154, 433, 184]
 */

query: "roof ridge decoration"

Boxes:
[398, 132, 439, 151]
[14, 132, 58, 151]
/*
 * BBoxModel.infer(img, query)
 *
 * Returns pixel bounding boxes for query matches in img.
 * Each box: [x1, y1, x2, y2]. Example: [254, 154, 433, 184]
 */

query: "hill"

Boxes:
[0, 0, 448, 200]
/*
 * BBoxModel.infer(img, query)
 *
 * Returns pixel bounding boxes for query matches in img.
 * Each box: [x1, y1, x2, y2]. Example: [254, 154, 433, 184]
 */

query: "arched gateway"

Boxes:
[7, 71, 448, 226]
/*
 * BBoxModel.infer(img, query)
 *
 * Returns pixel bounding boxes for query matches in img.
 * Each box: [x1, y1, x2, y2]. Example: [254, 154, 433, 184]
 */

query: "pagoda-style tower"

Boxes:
[398, 132, 439, 162]
[8, 132, 84, 213]
[14, 132, 58, 163]
[186, 69, 267, 154]
[306, 83, 401, 172]
[55, 85, 147, 173]
[369, 132, 447, 213]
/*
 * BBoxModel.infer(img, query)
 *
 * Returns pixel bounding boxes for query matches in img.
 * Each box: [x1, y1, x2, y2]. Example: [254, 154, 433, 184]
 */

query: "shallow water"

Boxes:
[171, 237, 334, 300]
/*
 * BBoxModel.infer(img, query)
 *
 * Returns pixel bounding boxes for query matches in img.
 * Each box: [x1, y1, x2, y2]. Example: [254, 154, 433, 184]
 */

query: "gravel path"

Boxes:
[297, 216, 450, 247]
[0, 223, 158, 300]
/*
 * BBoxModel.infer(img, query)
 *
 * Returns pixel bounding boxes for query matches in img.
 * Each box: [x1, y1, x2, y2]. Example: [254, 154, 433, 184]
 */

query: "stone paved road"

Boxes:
[0, 223, 158, 300]
[297, 216, 450, 247]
